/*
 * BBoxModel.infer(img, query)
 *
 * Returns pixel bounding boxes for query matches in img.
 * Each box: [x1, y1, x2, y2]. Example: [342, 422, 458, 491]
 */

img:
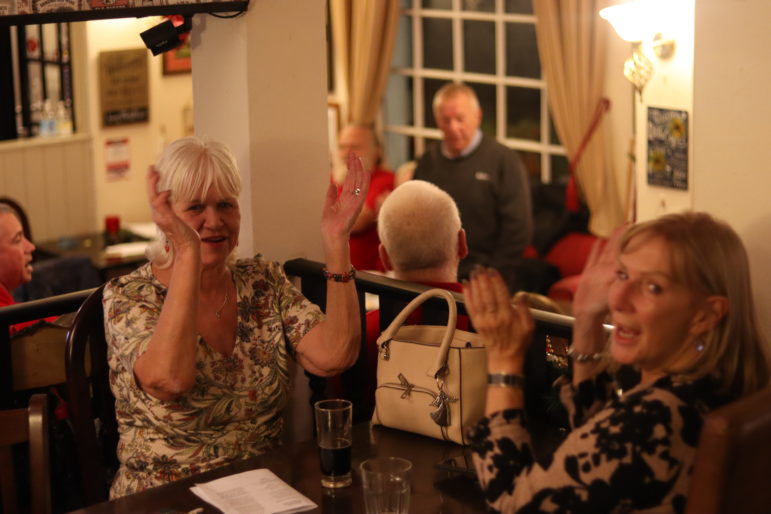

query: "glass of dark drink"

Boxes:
[314, 399, 353, 488]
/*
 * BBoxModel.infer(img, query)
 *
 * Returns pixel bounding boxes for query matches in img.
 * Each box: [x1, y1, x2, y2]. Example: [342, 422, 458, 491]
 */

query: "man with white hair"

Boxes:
[337, 180, 470, 407]
[413, 82, 532, 291]
[377, 180, 467, 288]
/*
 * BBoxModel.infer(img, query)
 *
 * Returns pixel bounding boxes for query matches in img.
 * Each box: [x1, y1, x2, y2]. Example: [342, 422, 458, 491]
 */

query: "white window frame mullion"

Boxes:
[452, 0, 463, 76]
[495, 0, 505, 141]
[412, 0, 425, 156]
[541, 83, 552, 182]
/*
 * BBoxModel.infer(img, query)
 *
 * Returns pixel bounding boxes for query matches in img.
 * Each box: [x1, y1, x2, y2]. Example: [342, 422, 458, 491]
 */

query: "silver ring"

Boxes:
[354, 187, 361, 196]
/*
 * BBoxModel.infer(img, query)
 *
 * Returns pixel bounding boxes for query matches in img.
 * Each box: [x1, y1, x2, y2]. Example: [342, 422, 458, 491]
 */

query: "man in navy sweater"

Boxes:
[413, 82, 532, 291]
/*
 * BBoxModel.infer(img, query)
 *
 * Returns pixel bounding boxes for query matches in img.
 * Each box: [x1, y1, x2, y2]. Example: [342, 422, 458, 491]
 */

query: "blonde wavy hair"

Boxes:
[146, 136, 242, 269]
[619, 211, 770, 398]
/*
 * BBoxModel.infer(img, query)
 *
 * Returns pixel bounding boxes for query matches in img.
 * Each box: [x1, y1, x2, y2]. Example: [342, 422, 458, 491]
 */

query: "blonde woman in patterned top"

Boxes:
[462, 212, 770, 513]
[104, 136, 369, 498]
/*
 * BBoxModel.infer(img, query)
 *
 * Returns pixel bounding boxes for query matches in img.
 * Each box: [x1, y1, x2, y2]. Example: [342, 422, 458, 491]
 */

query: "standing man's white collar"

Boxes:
[442, 129, 482, 159]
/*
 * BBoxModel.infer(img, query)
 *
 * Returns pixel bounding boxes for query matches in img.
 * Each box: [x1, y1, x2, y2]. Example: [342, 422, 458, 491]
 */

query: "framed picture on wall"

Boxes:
[162, 39, 192, 75]
[647, 107, 689, 190]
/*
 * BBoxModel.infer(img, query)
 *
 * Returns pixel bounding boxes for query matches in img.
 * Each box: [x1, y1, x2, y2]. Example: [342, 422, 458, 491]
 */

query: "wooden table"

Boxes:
[36, 232, 147, 281]
[68, 423, 487, 513]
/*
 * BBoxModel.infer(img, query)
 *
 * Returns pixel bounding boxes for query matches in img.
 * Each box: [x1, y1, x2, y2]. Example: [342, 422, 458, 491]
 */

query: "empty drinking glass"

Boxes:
[360, 457, 412, 514]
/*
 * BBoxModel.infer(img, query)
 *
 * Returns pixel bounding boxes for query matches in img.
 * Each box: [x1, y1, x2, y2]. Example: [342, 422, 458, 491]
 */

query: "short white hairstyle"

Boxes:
[432, 82, 480, 114]
[378, 180, 461, 272]
[146, 136, 242, 268]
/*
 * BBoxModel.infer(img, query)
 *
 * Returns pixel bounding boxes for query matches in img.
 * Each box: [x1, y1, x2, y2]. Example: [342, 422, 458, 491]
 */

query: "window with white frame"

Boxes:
[382, 0, 568, 184]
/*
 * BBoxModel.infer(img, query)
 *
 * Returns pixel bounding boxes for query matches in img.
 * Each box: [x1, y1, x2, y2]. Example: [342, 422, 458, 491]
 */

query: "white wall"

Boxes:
[192, 0, 329, 264]
[632, 0, 695, 221]
[692, 0, 771, 337]
[83, 18, 193, 228]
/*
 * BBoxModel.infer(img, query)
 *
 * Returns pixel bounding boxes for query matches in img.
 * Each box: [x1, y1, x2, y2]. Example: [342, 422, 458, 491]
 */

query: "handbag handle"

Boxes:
[377, 288, 459, 379]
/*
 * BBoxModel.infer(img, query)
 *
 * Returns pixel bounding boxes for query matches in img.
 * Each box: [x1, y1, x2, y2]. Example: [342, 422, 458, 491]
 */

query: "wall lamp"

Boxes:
[599, 0, 677, 95]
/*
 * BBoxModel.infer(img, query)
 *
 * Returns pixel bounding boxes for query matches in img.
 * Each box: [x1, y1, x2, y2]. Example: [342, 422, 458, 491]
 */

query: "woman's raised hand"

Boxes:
[147, 167, 200, 253]
[321, 152, 371, 250]
[571, 224, 628, 319]
[464, 268, 534, 366]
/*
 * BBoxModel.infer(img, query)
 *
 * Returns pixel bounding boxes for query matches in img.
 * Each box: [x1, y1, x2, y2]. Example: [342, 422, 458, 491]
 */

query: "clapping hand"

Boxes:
[464, 268, 534, 365]
[147, 167, 200, 254]
[321, 152, 371, 250]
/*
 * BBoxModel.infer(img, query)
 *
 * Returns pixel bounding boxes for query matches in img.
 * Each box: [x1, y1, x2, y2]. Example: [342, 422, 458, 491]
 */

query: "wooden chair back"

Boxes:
[685, 386, 771, 513]
[0, 393, 50, 514]
[64, 284, 118, 506]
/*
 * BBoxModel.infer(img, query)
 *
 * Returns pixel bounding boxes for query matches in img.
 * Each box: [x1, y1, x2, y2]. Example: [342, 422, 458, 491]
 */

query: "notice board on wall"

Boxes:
[647, 107, 689, 190]
[99, 49, 148, 127]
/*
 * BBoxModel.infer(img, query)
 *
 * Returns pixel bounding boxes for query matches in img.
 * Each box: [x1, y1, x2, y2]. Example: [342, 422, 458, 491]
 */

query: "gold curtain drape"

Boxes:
[330, 0, 400, 125]
[534, 0, 625, 236]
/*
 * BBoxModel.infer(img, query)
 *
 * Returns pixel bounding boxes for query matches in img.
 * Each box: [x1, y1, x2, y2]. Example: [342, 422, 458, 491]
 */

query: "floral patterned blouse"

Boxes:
[468, 370, 732, 513]
[104, 255, 324, 498]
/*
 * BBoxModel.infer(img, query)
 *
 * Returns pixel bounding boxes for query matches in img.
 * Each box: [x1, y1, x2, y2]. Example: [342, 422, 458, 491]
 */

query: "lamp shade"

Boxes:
[599, 0, 670, 42]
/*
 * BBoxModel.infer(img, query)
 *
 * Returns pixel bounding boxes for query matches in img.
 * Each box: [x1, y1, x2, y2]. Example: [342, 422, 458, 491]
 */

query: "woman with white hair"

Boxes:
[104, 136, 368, 497]
[463, 212, 771, 512]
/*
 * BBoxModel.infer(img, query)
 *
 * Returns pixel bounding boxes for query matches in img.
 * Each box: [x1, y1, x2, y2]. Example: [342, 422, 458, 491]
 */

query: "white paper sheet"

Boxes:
[125, 222, 157, 240]
[190, 469, 317, 514]
[103, 241, 148, 258]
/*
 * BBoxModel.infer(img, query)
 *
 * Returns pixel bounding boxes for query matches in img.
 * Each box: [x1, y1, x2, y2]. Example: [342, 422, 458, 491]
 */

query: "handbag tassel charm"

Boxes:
[429, 389, 454, 427]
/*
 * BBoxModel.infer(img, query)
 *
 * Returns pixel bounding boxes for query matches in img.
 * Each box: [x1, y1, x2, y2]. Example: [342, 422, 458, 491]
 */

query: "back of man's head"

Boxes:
[378, 180, 462, 274]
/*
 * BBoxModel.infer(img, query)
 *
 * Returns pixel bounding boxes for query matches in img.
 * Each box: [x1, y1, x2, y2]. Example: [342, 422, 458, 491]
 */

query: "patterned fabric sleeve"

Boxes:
[468, 384, 701, 513]
[263, 260, 325, 355]
[103, 273, 165, 381]
[557, 371, 618, 429]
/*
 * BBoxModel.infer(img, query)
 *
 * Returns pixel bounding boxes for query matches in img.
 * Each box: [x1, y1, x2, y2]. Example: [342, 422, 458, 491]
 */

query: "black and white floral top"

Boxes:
[468, 370, 731, 513]
[104, 255, 324, 498]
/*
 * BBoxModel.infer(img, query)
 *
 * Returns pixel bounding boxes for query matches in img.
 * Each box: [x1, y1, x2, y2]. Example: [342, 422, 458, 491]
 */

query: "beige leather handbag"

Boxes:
[371, 288, 487, 445]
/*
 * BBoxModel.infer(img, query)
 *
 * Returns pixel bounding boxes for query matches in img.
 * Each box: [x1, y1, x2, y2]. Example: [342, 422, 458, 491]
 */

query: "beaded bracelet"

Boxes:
[566, 346, 606, 363]
[322, 266, 357, 283]
[488, 373, 526, 388]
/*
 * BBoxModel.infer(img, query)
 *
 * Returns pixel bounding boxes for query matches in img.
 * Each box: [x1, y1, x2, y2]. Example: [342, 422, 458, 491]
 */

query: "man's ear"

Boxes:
[457, 229, 469, 260]
[378, 244, 393, 272]
[689, 295, 729, 337]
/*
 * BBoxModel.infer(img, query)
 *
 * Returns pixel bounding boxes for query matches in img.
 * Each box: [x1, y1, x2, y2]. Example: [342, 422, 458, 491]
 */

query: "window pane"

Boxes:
[384, 132, 415, 170]
[470, 82, 496, 137]
[384, 75, 414, 126]
[392, 15, 413, 68]
[519, 150, 541, 181]
[550, 154, 570, 185]
[26, 25, 41, 59]
[549, 114, 561, 145]
[60, 24, 70, 62]
[462, 0, 494, 12]
[505, 22, 540, 78]
[422, 0, 451, 9]
[42, 23, 58, 61]
[45, 64, 61, 102]
[506, 86, 540, 141]
[422, 77, 446, 128]
[422, 18, 453, 70]
[505, 0, 533, 14]
[463, 20, 495, 75]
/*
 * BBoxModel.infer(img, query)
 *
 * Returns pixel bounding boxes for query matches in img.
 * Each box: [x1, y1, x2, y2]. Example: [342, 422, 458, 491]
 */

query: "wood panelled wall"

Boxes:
[0, 134, 95, 242]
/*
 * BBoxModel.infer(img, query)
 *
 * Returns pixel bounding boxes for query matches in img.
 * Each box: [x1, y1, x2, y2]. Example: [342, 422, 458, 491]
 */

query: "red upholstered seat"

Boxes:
[545, 232, 604, 304]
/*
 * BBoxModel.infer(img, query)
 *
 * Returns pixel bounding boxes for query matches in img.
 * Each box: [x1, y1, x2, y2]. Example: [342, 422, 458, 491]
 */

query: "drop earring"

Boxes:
[695, 339, 706, 352]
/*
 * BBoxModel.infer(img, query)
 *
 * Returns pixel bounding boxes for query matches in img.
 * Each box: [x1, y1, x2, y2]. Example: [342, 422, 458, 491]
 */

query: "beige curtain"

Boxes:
[534, 0, 624, 236]
[330, 0, 400, 125]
